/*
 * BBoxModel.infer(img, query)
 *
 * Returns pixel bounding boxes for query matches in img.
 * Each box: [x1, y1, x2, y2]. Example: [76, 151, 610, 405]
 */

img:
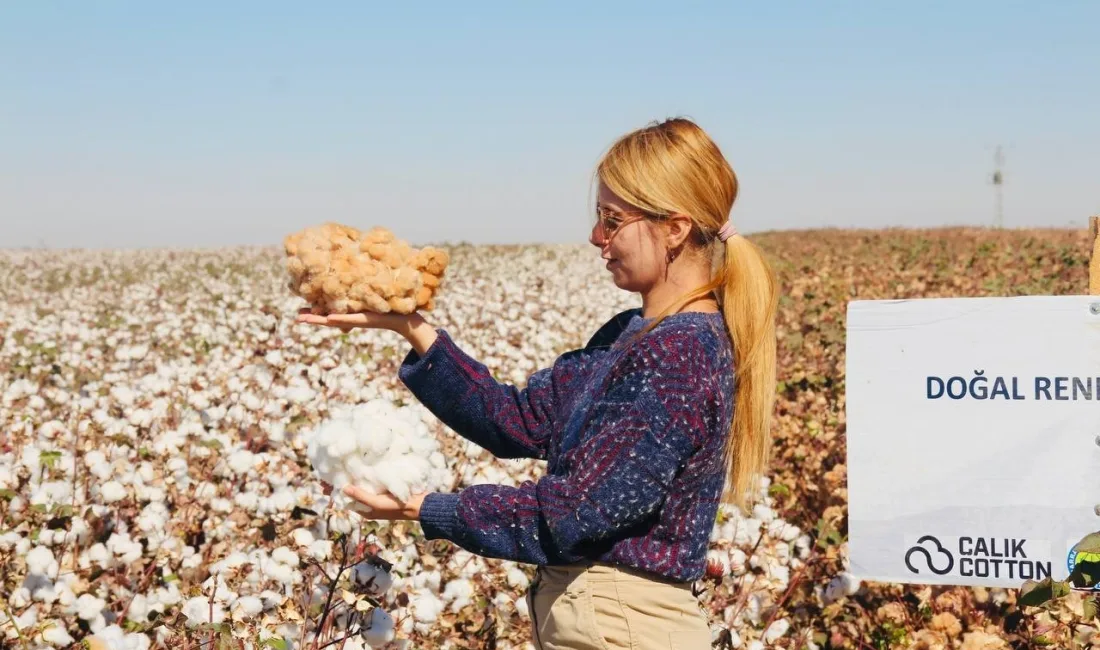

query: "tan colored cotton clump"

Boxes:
[284, 223, 449, 315]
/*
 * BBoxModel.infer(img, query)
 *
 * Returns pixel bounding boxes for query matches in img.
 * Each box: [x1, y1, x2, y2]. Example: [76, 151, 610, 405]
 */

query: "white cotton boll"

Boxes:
[57, 584, 76, 609]
[182, 596, 226, 628]
[212, 552, 249, 575]
[413, 569, 442, 593]
[227, 450, 256, 476]
[352, 561, 393, 597]
[211, 498, 233, 513]
[361, 607, 396, 645]
[27, 546, 55, 576]
[260, 590, 284, 611]
[181, 553, 203, 570]
[87, 543, 110, 567]
[765, 615, 792, 642]
[265, 561, 295, 586]
[410, 589, 445, 623]
[232, 596, 264, 618]
[751, 504, 775, 523]
[729, 548, 747, 574]
[127, 594, 150, 623]
[767, 519, 801, 542]
[0, 531, 21, 551]
[285, 384, 315, 404]
[305, 540, 332, 561]
[32, 481, 73, 507]
[514, 594, 530, 619]
[107, 533, 143, 565]
[110, 385, 135, 407]
[234, 491, 259, 511]
[506, 567, 530, 590]
[442, 578, 475, 612]
[40, 621, 74, 646]
[271, 486, 297, 512]
[747, 641, 765, 650]
[200, 574, 238, 604]
[271, 546, 299, 567]
[290, 528, 315, 547]
[823, 572, 861, 604]
[10, 586, 31, 608]
[76, 593, 106, 620]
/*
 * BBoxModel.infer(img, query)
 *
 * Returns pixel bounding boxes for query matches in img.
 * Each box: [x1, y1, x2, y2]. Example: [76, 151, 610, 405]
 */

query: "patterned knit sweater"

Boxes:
[400, 308, 735, 582]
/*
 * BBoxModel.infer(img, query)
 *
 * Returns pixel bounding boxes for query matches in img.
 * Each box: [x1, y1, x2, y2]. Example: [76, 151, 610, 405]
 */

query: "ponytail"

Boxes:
[715, 235, 778, 510]
[634, 234, 778, 511]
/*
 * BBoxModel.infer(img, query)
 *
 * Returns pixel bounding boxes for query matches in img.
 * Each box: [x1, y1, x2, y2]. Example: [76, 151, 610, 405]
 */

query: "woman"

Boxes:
[299, 117, 779, 650]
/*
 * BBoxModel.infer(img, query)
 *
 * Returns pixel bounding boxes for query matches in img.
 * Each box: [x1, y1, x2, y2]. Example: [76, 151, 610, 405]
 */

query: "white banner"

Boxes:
[846, 295, 1100, 588]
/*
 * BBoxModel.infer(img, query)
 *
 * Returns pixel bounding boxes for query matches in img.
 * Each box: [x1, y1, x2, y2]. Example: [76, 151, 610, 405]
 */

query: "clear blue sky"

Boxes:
[2, 1, 1097, 249]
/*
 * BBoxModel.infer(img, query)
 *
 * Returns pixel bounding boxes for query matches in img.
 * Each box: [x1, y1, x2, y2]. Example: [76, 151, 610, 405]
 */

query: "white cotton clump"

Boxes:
[506, 566, 530, 589]
[442, 578, 475, 612]
[100, 480, 127, 503]
[232, 595, 264, 618]
[271, 546, 299, 567]
[513, 594, 530, 619]
[40, 621, 75, 646]
[0, 530, 21, 551]
[182, 596, 226, 627]
[361, 607, 396, 645]
[291, 528, 315, 547]
[75, 593, 107, 620]
[352, 560, 393, 597]
[227, 449, 256, 476]
[86, 543, 111, 568]
[305, 399, 449, 506]
[410, 588, 445, 624]
[305, 539, 333, 561]
[27, 545, 56, 575]
[823, 571, 861, 603]
[106, 533, 143, 564]
[763, 618, 790, 643]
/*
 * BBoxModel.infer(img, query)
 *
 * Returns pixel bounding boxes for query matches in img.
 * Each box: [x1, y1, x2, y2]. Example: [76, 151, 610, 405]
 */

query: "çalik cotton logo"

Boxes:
[905, 535, 1052, 580]
[905, 536, 954, 575]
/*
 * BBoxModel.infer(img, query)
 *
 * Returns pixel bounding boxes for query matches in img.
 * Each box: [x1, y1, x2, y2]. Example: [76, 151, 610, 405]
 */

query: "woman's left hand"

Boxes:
[322, 482, 427, 521]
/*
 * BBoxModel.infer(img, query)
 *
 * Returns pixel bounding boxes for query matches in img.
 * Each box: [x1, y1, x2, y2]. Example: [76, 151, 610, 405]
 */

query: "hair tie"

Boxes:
[717, 220, 738, 242]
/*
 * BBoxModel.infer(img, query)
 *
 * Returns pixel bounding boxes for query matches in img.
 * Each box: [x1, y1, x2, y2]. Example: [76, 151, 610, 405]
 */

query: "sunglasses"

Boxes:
[594, 206, 665, 240]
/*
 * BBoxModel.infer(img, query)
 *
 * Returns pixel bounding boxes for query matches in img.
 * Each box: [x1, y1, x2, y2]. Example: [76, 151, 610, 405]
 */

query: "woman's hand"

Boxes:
[296, 307, 439, 356]
[321, 481, 427, 521]
[296, 307, 416, 333]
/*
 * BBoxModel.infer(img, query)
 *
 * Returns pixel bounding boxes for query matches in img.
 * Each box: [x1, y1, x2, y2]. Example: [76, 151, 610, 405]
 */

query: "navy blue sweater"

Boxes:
[399, 308, 735, 582]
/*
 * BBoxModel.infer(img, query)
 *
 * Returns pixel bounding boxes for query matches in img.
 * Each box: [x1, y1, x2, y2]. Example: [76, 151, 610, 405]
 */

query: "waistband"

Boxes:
[533, 562, 692, 589]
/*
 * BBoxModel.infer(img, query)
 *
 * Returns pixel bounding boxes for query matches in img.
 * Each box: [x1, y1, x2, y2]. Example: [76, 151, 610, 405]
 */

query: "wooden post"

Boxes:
[1092, 216, 1100, 296]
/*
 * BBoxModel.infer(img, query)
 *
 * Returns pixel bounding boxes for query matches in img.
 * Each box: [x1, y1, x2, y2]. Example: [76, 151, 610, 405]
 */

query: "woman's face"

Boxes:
[589, 183, 666, 293]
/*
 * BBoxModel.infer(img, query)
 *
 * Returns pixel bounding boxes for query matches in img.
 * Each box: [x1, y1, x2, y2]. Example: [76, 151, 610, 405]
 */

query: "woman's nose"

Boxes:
[589, 222, 606, 248]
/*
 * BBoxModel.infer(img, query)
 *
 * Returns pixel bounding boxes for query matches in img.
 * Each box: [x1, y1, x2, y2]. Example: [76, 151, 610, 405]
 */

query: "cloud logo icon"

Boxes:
[905, 535, 954, 575]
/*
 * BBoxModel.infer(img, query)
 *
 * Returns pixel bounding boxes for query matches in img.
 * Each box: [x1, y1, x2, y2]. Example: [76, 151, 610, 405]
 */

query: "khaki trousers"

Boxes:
[526, 563, 712, 650]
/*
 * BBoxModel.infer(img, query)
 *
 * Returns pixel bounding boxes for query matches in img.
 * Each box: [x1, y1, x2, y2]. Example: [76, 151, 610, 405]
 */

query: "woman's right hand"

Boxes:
[296, 307, 439, 356]
[296, 307, 414, 333]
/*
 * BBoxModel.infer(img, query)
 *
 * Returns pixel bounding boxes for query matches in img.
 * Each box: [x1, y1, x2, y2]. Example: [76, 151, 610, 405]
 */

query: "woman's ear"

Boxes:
[666, 213, 694, 249]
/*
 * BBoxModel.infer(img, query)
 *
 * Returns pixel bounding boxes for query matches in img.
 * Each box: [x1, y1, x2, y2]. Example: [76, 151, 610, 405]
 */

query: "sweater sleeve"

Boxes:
[416, 331, 711, 564]
[398, 329, 593, 460]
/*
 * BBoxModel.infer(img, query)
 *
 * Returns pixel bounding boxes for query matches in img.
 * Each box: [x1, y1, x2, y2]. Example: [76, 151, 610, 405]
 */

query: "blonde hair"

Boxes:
[595, 117, 779, 511]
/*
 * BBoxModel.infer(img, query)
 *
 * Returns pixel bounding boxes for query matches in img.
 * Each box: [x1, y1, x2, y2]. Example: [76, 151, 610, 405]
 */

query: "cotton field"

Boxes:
[0, 242, 823, 650]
